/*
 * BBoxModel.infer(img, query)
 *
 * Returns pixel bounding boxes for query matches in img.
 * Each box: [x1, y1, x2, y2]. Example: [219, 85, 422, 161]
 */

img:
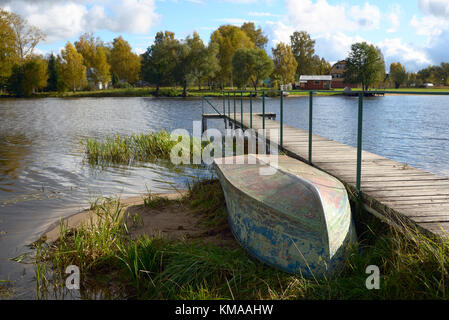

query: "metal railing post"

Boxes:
[280, 90, 283, 148]
[250, 92, 252, 128]
[222, 91, 225, 116]
[240, 91, 243, 125]
[228, 92, 230, 119]
[308, 91, 313, 164]
[233, 92, 236, 123]
[262, 91, 265, 131]
[201, 95, 204, 115]
[356, 93, 364, 194]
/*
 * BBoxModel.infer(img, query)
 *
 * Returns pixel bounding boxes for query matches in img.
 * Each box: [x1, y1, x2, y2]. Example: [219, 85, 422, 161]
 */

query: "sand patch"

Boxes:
[43, 191, 237, 248]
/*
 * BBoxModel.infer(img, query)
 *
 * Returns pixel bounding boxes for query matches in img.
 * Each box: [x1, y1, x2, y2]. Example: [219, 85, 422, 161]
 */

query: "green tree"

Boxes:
[7, 55, 48, 96]
[390, 62, 407, 89]
[109, 36, 141, 84]
[312, 56, 331, 75]
[141, 31, 179, 95]
[184, 32, 219, 90]
[343, 42, 385, 92]
[272, 42, 298, 85]
[240, 22, 268, 49]
[46, 53, 59, 91]
[232, 48, 273, 92]
[290, 31, 315, 76]
[58, 42, 87, 91]
[210, 25, 254, 88]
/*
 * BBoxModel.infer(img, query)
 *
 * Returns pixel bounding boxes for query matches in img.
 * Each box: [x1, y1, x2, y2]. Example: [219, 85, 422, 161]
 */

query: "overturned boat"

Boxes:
[214, 154, 357, 277]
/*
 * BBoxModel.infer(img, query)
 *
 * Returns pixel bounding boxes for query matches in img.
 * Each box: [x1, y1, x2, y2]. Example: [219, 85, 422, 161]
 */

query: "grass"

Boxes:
[4, 85, 449, 99]
[83, 130, 204, 166]
[32, 177, 449, 300]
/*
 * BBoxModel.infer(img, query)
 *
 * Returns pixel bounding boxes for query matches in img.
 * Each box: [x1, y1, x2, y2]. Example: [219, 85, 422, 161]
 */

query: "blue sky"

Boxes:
[1, 0, 449, 71]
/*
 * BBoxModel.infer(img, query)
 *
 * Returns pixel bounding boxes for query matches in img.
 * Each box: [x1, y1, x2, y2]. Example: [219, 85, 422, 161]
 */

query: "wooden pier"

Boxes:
[203, 112, 449, 238]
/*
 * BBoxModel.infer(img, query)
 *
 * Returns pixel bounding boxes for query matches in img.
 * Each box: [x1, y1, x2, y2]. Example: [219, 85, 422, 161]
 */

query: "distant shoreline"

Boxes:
[2, 88, 449, 99]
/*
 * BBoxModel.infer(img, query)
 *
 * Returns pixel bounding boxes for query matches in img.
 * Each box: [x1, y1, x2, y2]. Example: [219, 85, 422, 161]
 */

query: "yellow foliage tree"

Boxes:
[0, 10, 19, 84]
[109, 36, 140, 85]
[271, 42, 298, 85]
[94, 46, 111, 85]
[59, 42, 87, 91]
[210, 25, 254, 88]
[75, 33, 97, 68]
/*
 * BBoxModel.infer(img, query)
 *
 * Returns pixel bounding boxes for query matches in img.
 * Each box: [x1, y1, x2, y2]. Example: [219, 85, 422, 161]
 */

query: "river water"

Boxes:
[1, 95, 449, 298]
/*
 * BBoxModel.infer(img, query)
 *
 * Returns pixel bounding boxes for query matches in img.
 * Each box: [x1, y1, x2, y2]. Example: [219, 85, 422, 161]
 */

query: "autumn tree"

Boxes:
[109, 36, 140, 85]
[271, 42, 298, 85]
[7, 55, 47, 96]
[92, 46, 111, 85]
[184, 32, 219, 90]
[0, 10, 19, 86]
[312, 56, 331, 75]
[390, 62, 407, 88]
[210, 25, 254, 88]
[58, 42, 87, 91]
[8, 11, 45, 61]
[141, 31, 179, 95]
[343, 42, 385, 92]
[290, 31, 315, 76]
[240, 22, 268, 49]
[75, 33, 98, 68]
[232, 48, 273, 92]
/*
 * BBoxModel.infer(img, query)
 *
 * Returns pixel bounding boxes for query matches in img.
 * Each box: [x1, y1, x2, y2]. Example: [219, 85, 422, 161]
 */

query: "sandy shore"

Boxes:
[42, 191, 236, 246]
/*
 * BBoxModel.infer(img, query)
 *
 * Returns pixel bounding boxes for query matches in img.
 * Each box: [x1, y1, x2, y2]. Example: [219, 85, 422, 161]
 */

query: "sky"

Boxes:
[1, 0, 449, 72]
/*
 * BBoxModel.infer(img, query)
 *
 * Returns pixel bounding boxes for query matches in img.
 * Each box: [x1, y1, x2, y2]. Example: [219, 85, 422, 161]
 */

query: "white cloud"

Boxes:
[349, 3, 381, 30]
[314, 32, 367, 63]
[418, 0, 449, 18]
[1, 0, 159, 43]
[386, 4, 401, 33]
[378, 38, 431, 70]
[285, 0, 381, 34]
[133, 47, 146, 55]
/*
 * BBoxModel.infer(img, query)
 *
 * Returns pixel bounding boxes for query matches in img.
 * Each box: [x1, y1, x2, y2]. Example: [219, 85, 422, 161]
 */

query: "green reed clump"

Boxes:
[83, 130, 207, 166]
[84, 130, 176, 165]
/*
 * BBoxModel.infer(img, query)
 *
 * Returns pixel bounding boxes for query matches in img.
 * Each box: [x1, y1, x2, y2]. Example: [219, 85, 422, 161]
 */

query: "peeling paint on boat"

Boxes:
[214, 154, 357, 277]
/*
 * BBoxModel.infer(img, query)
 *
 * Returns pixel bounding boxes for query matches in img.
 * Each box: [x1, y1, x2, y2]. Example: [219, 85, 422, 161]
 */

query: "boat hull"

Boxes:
[214, 155, 357, 277]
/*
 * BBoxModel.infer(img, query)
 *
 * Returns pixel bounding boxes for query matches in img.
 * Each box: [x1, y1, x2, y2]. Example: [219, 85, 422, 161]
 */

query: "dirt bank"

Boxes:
[43, 191, 237, 248]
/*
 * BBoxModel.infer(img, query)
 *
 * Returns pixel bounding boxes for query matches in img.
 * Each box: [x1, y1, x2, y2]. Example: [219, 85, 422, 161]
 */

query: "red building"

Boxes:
[330, 60, 359, 88]
[297, 75, 332, 90]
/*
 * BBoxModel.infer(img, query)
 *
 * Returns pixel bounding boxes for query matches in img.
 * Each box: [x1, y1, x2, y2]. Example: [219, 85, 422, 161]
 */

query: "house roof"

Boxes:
[299, 75, 332, 81]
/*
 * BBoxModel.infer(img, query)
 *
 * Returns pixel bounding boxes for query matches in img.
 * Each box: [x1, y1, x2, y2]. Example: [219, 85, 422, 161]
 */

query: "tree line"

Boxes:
[2, 9, 442, 97]
[0, 10, 336, 97]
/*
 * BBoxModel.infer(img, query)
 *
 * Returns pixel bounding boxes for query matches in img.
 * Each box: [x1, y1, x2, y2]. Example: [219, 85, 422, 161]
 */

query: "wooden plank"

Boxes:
[224, 112, 449, 237]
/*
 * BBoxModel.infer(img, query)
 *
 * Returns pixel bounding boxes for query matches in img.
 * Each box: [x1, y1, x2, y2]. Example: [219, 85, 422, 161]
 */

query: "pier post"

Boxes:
[240, 91, 243, 125]
[202, 116, 207, 134]
[233, 92, 236, 123]
[250, 92, 252, 128]
[262, 91, 265, 131]
[280, 90, 283, 148]
[356, 93, 364, 193]
[309, 91, 313, 164]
